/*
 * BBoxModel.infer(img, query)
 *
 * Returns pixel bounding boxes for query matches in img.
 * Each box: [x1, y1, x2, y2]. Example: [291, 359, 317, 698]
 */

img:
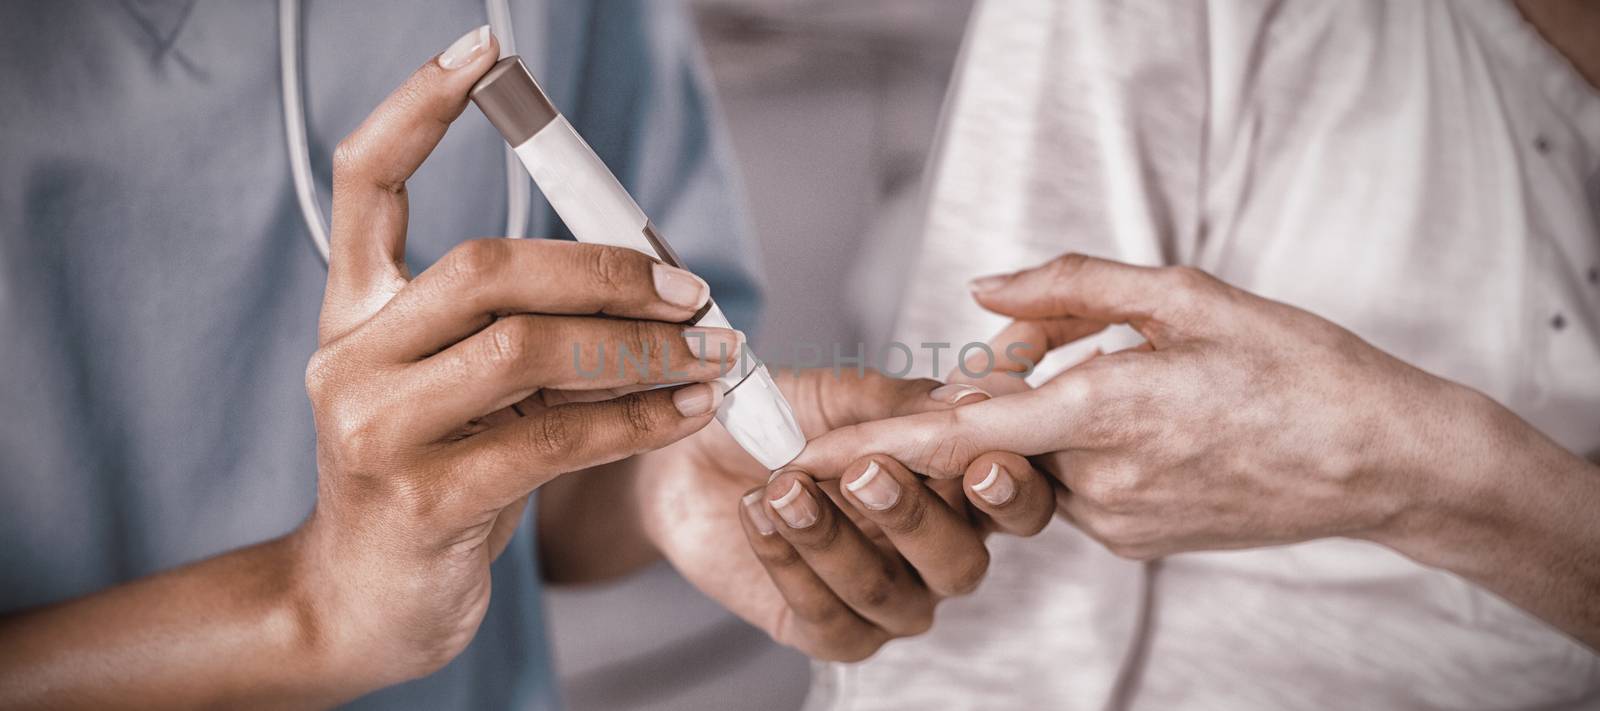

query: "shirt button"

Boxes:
[1551, 312, 1567, 330]
[1589, 266, 1599, 284]
[1534, 135, 1552, 153]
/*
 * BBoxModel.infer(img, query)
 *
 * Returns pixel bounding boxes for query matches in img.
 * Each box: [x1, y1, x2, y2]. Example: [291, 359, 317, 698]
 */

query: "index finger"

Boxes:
[967, 254, 1197, 347]
[358, 239, 713, 361]
[321, 26, 502, 344]
[788, 373, 1098, 480]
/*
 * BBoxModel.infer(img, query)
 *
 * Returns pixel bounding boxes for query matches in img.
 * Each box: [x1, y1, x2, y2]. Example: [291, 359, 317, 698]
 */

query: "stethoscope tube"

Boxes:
[278, 0, 529, 265]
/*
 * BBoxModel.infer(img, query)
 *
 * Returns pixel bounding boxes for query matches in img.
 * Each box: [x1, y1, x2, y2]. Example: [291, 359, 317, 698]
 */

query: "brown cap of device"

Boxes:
[470, 56, 558, 145]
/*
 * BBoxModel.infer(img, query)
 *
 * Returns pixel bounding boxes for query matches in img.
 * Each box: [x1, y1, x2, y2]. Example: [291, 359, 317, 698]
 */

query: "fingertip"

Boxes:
[766, 471, 822, 531]
[438, 25, 497, 72]
[741, 487, 778, 537]
[842, 458, 901, 512]
[927, 383, 991, 407]
[969, 273, 1013, 295]
[967, 461, 1016, 507]
[962, 452, 1051, 536]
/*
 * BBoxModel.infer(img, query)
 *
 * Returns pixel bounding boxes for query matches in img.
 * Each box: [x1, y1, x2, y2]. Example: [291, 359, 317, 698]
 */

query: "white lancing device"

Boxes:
[471, 56, 806, 471]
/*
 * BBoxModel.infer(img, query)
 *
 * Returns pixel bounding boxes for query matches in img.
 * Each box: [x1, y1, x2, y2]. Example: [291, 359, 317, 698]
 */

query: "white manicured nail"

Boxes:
[771, 481, 818, 529]
[684, 328, 743, 362]
[846, 461, 900, 511]
[742, 491, 776, 535]
[653, 263, 710, 311]
[672, 382, 723, 417]
[972, 463, 1016, 506]
[439, 26, 491, 70]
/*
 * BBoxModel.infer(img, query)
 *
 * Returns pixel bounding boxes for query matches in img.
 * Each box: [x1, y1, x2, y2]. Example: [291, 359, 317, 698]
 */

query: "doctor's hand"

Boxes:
[0, 27, 738, 711]
[296, 28, 739, 690]
[632, 369, 1053, 661]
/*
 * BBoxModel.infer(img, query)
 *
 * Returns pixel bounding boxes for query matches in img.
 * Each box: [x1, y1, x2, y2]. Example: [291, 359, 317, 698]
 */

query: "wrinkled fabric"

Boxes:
[820, 1, 1600, 709]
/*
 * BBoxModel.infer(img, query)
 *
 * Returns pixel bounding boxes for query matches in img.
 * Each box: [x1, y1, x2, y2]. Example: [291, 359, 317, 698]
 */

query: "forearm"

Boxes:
[0, 533, 356, 709]
[1373, 385, 1600, 650]
[537, 458, 662, 584]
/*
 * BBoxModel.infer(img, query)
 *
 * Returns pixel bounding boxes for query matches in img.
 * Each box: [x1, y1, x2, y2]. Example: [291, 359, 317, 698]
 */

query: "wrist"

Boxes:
[1360, 380, 1532, 571]
[280, 515, 424, 698]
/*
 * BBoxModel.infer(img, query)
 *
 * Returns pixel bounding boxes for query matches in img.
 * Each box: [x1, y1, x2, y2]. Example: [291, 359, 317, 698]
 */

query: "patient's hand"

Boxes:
[789, 254, 1511, 560]
[635, 369, 1052, 661]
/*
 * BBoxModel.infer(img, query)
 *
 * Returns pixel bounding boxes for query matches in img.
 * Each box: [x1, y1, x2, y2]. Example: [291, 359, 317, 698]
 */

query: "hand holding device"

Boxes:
[0, 26, 744, 709]
[299, 28, 743, 686]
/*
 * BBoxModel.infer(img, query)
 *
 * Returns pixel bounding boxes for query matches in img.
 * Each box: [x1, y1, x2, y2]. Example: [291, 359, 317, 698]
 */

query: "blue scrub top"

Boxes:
[0, 1, 761, 708]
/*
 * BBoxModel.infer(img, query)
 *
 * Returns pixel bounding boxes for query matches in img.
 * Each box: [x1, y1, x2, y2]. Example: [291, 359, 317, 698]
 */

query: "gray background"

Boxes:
[544, 1, 973, 709]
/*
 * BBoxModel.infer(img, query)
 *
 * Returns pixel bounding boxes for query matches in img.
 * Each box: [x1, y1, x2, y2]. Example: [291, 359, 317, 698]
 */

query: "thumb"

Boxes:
[319, 26, 501, 345]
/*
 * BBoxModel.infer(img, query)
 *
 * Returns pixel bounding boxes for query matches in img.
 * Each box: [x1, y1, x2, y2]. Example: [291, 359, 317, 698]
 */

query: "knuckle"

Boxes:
[942, 549, 991, 597]
[791, 595, 846, 628]
[881, 490, 929, 534]
[1054, 371, 1100, 409]
[756, 541, 806, 569]
[443, 239, 507, 287]
[586, 245, 640, 295]
[618, 394, 668, 435]
[321, 401, 388, 471]
[478, 318, 536, 372]
[528, 408, 585, 459]
[1161, 266, 1215, 312]
[303, 349, 337, 401]
[331, 137, 362, 184]
[797, 510, 844, 549]
[849, 570, 897, 610]
[1079, 467, 1140, 512]
[919, 410, 978, 476]
[1047, 252, 1091, 280]
[624, 319, 658, 360]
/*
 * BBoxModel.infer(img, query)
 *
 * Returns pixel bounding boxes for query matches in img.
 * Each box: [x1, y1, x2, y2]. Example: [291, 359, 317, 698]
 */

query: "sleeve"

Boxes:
[563, 0, 766, 333]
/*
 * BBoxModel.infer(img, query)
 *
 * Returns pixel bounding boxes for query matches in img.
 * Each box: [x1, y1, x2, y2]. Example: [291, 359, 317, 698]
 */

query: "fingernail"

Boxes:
[653, 263, 710, 311]
[439, 25, 492, 70]
[743, 491, 777, 535]
[969, 274, 1011, 293]
[771, 481, 819, 529]
[972, 463, 1016, 506]
[845, 461, 900, 511]
[929, 383, 989, 405]
[672, 382, 724, 417]
[684, 328, 743, 362]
